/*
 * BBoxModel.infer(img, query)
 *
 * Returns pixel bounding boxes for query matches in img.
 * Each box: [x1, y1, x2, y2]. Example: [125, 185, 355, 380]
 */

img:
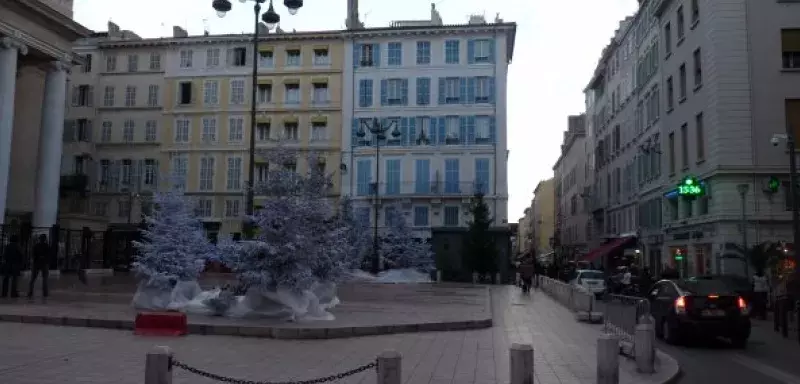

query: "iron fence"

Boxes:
[538, 275, 599, 320]
[602, 293, 651, 347]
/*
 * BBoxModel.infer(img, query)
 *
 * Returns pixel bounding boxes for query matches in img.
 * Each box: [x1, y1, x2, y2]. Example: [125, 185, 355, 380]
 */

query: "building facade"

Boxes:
[532, 178, 555, 258]
[2, 0, 89, 229]
[553, 114, 591, 258]
[341, 15, 516, 238]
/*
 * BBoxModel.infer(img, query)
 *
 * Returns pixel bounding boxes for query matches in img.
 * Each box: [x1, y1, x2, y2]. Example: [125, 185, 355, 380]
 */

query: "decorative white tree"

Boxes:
[380, 207, 434, 271]
[338, 195, 373, 270]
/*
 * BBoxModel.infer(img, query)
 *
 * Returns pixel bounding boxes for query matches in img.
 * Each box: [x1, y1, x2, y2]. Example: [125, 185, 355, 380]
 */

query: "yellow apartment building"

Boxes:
[533, 178, 555, 257]
[160, 27, 345, 236]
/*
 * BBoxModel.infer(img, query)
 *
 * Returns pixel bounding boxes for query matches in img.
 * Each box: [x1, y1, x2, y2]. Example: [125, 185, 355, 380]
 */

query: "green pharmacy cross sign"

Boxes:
[677, 176, 705, 198]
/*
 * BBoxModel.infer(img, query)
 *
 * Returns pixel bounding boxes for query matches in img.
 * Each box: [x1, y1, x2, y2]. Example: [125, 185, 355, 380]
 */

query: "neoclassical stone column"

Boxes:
[32, 61, 70, 229]
[0, 37, 27, 225]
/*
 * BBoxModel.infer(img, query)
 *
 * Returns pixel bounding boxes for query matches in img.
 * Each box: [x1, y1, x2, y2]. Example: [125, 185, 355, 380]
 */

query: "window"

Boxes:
[171, 154, 188, 189]
[312, 82, 329, 104]
[413, 206, 429, 226]
[225, 200, 241, 217]
[203, 80, 219, 105]
[196, 199, 212, 217]
[257, 123, 270, 141]
[311, 122, 327, 141]
[197, 118, 216, 144]
[476, 117, 491, 143]
[386, 159, 400, 195]
[386, 79, 403, 104]
[230, 79, 245, 104]
[695, 113, 705, 161]
[691, 0, 699, 25]
[105, 55, 116, 71]
[416, 41, 430, 64]
[680, 123, 689, 168]
[443, 206, 459, 226]
[82, 54, 92, 72]
[445, 77, 459, 103]
[228, 117, 243, 142]
[149, 53, 161, 70]
[358, 79, 373, 107]
[227, 157, 242, 190]
[285, 84, 300, 104]
[178, 82, 192, 105]
[103, 86, 114, 107]
[781, 30, 800, 69]
[74, 119, 91, 142]
[676, 6, 685, 40]
[445, 40, 459, 64]
[475, 77, 490, 103]
[286, 49, 301, 66]
[387, 42, 402, 65]
[678, 64, 687, 100]
[206, 48, 220, 67]
[72, 85, 93, 107]
[127, 54, 138, 72]
[257, 84, 272, 104]
[445, 116, 459, 143]
[444, 159, 460, 193]
[147, 85, 159, 107]
[472, 39, 491, 63]
[101, 121, 112, 142]
[416, 77, 430, 105]
[666, 77, 674, 110]
[232, 47, 247, 66]
[668, 132, 675, 174]
[99, 159, 110, 186]
[256, 164, 269, 184]
[125, 86, 136, 107]
[118, 200, 130, 218]
[693, 48, 702, 88]
[283, 122, 299, 141]
[257, 50, 274, 67]
[475, 158, 490, 194]
[180, 50, 193, 68]
[664, 23, 672, 56]
[174, 119, 190, 143]
[144, 159, 157, 185]
[123, 120, 134, 142]
[199, 156, 215, 191]
[145, 120, 157, 142]
[359, 43, 375, 66]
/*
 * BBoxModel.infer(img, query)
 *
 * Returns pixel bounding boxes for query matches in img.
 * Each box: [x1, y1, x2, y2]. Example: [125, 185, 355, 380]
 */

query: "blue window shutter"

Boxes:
[358, 79, 365, 107]
[489, 39, 495, 63]
[438, 78, 445, 104]
[459, 116, 467, 145]
[430, 117, 438, 145]
[397, 43, 403, 65]
[437, 117, 446, 144]
[489, 116, 496, 144]
[353, 44, 360, 68]
[409, 117, 417, 144]
[459, 77, 467, 104]
[366, 79, 373, 106]
[467, 77, 476, 104]
[373, 43, 381, 67]
[415, 78, 423, 105]
[401, 78, 409, 105]
[401, 117, 409, 146]
[380, 79, 388, 106]
[352, 118, 359, 147]
[467, 116, 476, 144]
[467, 40, 475, 64]
[488, 77, 495, 104]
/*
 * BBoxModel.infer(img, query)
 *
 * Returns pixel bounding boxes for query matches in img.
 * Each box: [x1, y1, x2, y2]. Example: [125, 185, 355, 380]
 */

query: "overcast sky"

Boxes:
[73, 0, 639, 222]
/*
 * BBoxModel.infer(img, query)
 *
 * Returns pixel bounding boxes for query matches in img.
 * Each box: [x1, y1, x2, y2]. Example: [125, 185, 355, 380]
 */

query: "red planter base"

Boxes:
[134, 311, 188, 337]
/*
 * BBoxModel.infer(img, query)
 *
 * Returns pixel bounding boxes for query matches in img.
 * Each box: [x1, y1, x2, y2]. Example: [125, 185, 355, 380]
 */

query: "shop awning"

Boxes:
[581, 236, 636, 262]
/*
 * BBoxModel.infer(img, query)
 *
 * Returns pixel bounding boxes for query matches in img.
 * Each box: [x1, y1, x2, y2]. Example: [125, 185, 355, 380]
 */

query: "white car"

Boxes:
[571, 270, 606, 297]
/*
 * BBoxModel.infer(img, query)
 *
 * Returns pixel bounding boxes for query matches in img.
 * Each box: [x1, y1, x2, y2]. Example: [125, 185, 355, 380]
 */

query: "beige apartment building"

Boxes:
[553, 114, 590, 259]
[1, 0, 89, 230]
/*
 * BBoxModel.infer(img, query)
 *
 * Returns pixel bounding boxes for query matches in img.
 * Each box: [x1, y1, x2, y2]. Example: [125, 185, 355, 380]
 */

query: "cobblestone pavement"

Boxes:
[0, 286, 654, 384]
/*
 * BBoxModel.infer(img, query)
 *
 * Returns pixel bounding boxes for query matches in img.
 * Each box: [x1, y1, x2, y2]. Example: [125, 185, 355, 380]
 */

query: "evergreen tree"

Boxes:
[465, 192, 497, 277]
[380, 207, 434, 271]
[338, 195, 372, 270]
[132, 189, 214, 286]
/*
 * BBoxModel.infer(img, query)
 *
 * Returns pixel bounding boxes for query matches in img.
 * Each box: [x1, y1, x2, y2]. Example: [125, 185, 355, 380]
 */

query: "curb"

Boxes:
[656, 349, 682, 384]
[0, 312, 493, 339]
[619, 340, 681, 384]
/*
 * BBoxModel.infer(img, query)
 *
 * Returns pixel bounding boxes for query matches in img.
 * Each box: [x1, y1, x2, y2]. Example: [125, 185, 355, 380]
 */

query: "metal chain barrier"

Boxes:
[170, 356, 377, 384]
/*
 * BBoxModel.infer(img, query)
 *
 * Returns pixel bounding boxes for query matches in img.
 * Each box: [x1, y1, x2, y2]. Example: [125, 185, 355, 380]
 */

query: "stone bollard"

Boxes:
[495, 272, 502, 284]
[597, 334, 619, 384]
[436, 270, 442, 282]
[472, 272, 479, 284]
[377, 350, 402, 384]
[634, 323, 655, 373]
[144, 346, 173, 384]
[509, 343, 534, 384]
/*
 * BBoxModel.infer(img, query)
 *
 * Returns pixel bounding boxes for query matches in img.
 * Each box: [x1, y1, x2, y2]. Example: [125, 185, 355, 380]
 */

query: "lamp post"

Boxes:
[772, 132, 800, 282]
[212, 0, 303, 235]
[737, 183, 750, 277]
[356, 117, 401, 274]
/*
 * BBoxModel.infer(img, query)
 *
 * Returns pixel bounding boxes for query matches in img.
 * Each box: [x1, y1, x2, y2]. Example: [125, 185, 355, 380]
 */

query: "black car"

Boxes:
[646, 276, 751, 347]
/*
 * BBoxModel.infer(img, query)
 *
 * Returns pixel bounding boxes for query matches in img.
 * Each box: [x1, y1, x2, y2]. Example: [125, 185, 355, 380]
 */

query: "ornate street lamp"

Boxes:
[212, 0, 303, 236]
[356, 117, 401, 274]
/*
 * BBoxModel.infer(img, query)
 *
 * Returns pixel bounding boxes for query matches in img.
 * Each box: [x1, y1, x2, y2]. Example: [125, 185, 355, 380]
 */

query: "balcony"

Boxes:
[60, 173, 90, 197]
[354, 181, 492, 198]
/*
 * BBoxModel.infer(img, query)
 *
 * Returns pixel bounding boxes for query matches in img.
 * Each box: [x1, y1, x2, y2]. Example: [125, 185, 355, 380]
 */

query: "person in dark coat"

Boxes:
[28, 234, 50, 298]
[1, 235, 23, 298]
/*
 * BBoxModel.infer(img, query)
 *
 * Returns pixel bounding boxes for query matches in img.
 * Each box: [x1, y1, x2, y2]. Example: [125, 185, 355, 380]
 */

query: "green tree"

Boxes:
[465, 192, 497, 278]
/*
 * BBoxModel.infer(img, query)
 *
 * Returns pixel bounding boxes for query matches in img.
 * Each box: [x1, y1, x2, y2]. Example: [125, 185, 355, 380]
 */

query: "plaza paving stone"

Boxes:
[0, 286, 674, 384]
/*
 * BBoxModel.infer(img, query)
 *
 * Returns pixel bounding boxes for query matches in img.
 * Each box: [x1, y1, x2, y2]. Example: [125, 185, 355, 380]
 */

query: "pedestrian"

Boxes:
[519, 262, 534, 294]
[752, 270, 769, 320]
[1, 235, 23, 298]
[28, 234, 50, 298]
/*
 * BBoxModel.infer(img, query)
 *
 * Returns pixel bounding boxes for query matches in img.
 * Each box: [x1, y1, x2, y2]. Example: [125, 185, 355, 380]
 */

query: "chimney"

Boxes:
[172, 26, 188, 38]
[346, 0, 362, 29]
[107, 21, 120, 36]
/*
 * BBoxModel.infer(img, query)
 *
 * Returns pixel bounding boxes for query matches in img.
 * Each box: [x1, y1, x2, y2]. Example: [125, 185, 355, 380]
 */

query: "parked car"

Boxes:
[571, 270, 606, 298]
[647, 276, 751, 347]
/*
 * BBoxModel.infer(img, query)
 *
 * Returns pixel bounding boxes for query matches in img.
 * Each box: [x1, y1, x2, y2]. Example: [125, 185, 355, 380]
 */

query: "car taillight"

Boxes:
[675, 296, 687, 315]
[738, 296, 749, 315]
